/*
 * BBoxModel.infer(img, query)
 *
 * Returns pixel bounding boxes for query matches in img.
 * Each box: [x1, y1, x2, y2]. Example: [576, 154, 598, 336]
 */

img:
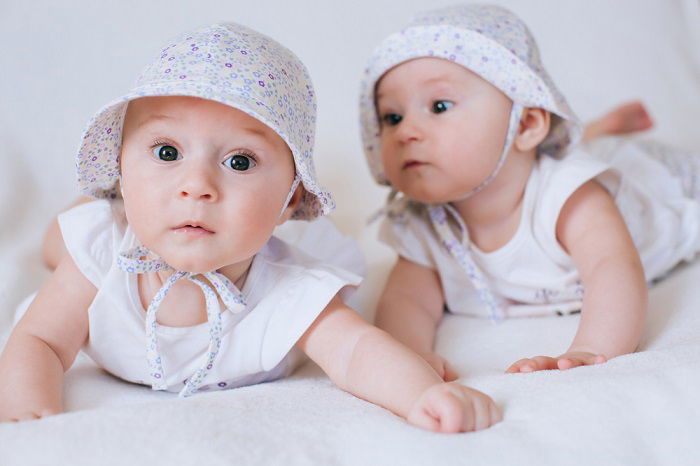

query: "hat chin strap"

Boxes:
[427, 102, 524, 322]
[453, 103, 524, 201]
[279, 174, 301, 217]
[117, 247, 247, 396]
[115, 174, 300, 396]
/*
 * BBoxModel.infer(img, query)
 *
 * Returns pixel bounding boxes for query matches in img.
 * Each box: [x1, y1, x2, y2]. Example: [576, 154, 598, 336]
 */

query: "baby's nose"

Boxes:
[178, 165, 219, 202]
[396, 116, 424, 143]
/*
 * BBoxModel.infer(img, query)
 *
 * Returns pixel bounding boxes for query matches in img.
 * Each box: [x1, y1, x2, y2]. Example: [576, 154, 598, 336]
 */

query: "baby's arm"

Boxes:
[0, 255, 94, 421]
[298, 295, 500, 433]
[507, 180, 647, 373]
[375, 257, 457, 381]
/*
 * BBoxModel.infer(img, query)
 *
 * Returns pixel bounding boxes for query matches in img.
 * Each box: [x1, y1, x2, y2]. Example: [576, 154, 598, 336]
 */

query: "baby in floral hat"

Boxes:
[362, 4, 700, 377]
[0, 22, 500, 433]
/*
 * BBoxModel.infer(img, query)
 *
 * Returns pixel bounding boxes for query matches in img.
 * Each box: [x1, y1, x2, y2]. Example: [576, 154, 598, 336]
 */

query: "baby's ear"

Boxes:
[276, 184, 304, 225]
[514, 107, 550, 152]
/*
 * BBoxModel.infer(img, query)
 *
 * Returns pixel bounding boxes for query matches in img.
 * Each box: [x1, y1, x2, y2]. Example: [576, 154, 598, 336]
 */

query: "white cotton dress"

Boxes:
[18, 200, 362, 393]
[380, 138, 700, 318]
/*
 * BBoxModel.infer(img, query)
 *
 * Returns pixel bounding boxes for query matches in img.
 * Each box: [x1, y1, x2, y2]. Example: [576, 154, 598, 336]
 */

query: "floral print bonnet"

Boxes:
[75, 23, 332, 395]
[359, 4, 582, 320]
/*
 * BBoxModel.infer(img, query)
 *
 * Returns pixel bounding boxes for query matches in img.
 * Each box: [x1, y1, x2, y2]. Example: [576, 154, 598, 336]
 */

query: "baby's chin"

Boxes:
[398, 186, 467, 205]
[161, 258, 224, 274]
[151, 249, 229, 274]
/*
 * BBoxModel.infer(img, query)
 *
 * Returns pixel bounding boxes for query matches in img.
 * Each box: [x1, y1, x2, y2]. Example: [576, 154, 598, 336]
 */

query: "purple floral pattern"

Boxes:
[117, 245, 246, 397]
[359, 4, 582, 186]
[77, 23, 333, 220]
[359, 5, 583, 317]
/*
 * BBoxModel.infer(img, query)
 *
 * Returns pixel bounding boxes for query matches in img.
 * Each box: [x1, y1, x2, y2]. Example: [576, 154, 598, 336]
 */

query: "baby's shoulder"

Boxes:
[58, 199, 128, 287]
[536, 147, 610, 180]
[534, 148, 617, 202]
[59, 198, 126, 233]
[252, 236, 362, 292]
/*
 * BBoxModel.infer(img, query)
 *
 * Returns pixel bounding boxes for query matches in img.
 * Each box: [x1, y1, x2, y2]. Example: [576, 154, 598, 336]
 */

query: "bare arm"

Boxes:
[0, 255, 95, 421]
[558, 180, 647, 358]
[298, 296, 500, 433]
[42, 195, 94, 270]
[507, 180, 647, 373]
[374, 258, 457, 379]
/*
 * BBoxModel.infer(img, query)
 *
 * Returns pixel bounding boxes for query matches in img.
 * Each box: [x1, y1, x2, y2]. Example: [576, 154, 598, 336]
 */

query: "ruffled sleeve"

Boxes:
[378, 209, 436, 269]
[57, 199, 123, 288]
[533, 150, 620, 263]
[222, 237, 362, 373]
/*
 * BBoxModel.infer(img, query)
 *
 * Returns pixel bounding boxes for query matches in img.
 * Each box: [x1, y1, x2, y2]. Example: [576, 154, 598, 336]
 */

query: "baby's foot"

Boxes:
[583, 101, 654, 141]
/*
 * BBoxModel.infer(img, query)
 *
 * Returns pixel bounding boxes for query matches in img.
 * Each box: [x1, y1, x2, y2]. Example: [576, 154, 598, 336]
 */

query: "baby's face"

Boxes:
[375, 57, 512, 203]
[120, 96, 296, 274]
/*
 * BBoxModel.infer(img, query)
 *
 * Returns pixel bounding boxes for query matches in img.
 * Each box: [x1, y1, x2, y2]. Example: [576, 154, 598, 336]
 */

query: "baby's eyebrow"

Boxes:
[134, 114, 272, 141]
[422, 76, 461, 91]
[376, 76, 458, 104]
[239, 125, 269, 139]
[136, 114, 175, 129]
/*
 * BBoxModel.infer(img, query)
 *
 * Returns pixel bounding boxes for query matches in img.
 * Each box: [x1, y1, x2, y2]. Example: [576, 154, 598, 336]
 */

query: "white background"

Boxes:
[0, 0, 699, 316]
[1, 3, 700, 464]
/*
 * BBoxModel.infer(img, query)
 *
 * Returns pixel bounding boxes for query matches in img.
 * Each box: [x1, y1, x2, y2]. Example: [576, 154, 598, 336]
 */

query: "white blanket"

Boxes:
[1, 0, 700, 464]
[1, 258, 699, 465]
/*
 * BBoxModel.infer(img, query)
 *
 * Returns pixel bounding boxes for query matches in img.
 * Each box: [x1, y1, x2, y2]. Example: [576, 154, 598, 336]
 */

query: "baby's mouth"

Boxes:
[173, 222, 215, 235]
[403, 160, 427, 170]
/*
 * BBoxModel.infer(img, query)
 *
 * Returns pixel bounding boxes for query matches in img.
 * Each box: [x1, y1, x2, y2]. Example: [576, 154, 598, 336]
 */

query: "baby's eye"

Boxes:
[224, 153, 257, 172]
[153, 145, 179, 162]
[432, 101, 454, 114]
[381, 113, 403, 127]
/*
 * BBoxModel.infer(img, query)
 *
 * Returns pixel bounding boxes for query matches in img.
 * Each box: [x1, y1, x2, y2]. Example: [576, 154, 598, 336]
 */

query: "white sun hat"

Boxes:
[359, 3, 582, 186]
[77, 22, 333, 220]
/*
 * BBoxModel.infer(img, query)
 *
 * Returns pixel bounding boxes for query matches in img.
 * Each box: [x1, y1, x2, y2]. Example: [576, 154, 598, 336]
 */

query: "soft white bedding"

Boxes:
[2, 257, 699, 465]
[1, 1, 699, 464]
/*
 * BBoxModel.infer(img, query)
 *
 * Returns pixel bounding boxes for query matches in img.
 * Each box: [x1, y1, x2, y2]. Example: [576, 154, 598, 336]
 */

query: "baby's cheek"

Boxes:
[381, 155, 401, 186]
[226, 197, 280, 250]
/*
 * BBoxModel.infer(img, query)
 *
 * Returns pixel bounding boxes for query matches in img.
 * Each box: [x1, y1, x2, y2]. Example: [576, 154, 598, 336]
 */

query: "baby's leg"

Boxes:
[583, 101, 654, 141]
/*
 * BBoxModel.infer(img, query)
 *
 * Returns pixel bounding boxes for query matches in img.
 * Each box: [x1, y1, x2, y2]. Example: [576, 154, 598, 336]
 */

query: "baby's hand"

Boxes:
[420, 352, 458, 382]
[506, 351, 607, 373]
[0, 405, 60, 423]
[407, 382, 501, 433]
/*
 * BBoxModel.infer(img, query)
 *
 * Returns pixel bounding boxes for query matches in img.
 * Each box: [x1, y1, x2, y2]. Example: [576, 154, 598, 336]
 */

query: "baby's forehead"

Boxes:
[124, 96, 283, 142]
[376, 57, 493, 96]
[126, 96, 254, 123]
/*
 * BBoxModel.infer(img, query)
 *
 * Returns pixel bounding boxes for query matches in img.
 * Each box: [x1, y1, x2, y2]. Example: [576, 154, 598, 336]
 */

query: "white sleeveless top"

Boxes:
[58, 200, 362, 393]
[380, 139, 700, 318]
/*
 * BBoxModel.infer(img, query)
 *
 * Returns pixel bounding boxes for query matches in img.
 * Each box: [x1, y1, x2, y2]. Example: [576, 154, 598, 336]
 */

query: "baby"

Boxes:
[0, 23, 500, 433]
[361, 4, 700, 377]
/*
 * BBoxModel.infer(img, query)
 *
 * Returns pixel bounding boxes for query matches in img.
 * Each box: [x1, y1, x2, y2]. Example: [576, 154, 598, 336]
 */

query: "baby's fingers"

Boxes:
[443, 361, 459, 382]
[407, 403, 441, 432]
[489, 399, 502, 426]
[453, 387, 501, 432]
[433, 390, 470, 433]
[506, 356, 558, 373]
[408, 388, 466, 433]
[557, 353, 607, 370]
[8, 409, 56, 423]
[471, 396, 495, 432]
[505, 359, 528, 373]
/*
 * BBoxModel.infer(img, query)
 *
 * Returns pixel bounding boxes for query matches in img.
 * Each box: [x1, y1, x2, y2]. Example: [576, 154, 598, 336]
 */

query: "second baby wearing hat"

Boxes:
[362, 4, 700, 376]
